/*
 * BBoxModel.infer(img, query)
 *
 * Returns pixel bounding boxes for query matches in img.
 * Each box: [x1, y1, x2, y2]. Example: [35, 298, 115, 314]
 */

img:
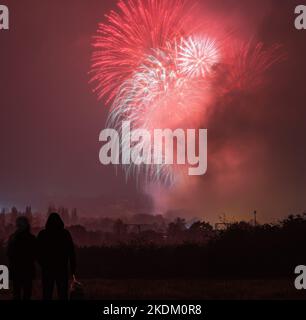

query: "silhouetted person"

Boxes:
[7, 217, 36, 300]
[37, 213, 76, 300]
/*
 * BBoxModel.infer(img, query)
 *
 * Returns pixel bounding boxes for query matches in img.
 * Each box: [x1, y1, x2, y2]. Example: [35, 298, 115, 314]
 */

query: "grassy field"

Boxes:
[1, 278, 306, 300]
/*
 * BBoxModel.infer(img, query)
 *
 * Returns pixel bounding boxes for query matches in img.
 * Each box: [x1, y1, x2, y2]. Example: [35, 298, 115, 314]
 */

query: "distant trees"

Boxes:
[113, 219, 128, 236]
[187, 221, 214, 243]
[1, 213, 306, 278]
[168, 218, 186, 242]
[167, 218, 215, 244]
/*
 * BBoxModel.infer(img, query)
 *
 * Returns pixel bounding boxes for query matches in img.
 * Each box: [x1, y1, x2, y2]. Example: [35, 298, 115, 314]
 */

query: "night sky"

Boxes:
[0, 0, 306, 222]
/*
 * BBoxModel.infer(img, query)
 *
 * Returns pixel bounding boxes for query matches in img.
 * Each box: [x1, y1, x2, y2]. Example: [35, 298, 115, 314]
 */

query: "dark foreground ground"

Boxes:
[1, 278, 306, 300]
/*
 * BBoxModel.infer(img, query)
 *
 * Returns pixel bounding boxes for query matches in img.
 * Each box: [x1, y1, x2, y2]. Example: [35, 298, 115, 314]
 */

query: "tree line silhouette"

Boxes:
[1, 213, 306, 279]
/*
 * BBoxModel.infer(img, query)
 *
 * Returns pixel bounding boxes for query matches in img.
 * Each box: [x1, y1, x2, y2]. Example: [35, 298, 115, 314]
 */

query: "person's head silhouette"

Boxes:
[16, 216, 30, 233]
[46, 212, 64, 230]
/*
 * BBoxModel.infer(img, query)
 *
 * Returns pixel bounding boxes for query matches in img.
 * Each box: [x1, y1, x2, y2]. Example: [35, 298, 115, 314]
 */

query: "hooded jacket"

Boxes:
[37, 213, 76, 276]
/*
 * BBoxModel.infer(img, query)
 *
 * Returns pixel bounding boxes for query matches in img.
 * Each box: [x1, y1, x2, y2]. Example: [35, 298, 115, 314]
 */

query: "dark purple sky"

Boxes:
[0, 0, 146, 214]
[0, 0, 306, 222]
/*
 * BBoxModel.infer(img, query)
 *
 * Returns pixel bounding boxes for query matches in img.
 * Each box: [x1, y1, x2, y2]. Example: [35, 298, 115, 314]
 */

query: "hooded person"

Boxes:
[37, 212, 76, 300]
[7, 216, 37, 300]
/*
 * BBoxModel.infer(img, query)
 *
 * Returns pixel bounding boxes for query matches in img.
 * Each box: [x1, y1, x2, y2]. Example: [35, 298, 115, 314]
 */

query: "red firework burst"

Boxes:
[90, 0, 197, 104]
[225, 41, 285, 92]
[90, 0, 284, 186]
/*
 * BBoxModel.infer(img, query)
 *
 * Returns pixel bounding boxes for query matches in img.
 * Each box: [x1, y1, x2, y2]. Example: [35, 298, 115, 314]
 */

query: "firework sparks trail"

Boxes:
[224, 42, 285, 92]
[107, 42, 216, 185]
[90, 0, 197, 104]
[91, 0, 283, 186]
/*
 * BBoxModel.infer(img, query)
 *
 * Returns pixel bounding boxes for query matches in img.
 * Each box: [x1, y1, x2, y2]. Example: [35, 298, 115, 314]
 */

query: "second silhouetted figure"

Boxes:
[7, 217, 36, 300]
[37, 213, 76, 300]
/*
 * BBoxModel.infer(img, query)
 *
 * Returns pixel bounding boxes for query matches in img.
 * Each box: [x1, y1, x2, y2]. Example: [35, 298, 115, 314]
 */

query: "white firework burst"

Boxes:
[177, 36, 220, 78]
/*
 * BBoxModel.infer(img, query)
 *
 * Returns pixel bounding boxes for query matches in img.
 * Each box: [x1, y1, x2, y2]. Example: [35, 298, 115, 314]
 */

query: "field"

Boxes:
[1, 278, 306, 300]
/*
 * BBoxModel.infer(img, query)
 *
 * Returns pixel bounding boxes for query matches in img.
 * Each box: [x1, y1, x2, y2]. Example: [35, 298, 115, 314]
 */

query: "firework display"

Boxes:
[91, 0, 282, 186]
